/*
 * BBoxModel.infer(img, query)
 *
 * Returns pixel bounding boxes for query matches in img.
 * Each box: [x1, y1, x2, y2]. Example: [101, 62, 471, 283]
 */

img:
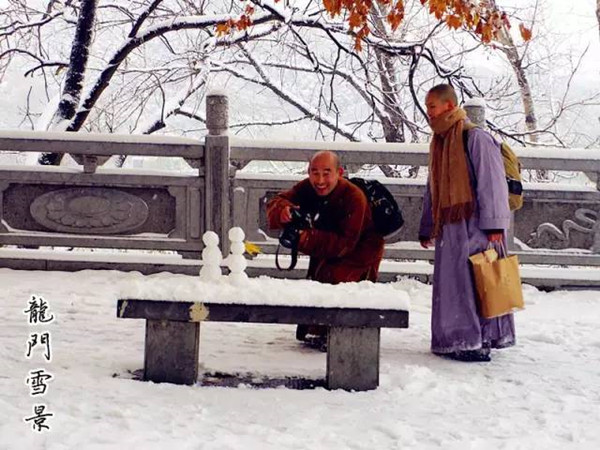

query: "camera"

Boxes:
[279, 208, 312, 249]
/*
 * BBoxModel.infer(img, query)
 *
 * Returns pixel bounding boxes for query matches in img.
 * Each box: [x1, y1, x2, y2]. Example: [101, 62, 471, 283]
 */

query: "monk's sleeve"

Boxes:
[266, 183, 303, 230]
[419, 179, 433, 239]
[468, 130, 511, 231]
[298, 188, 367, 258]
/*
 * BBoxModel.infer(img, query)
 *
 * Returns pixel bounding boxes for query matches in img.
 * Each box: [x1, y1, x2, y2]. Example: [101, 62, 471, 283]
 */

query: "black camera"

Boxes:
[279, 208, 312, 249]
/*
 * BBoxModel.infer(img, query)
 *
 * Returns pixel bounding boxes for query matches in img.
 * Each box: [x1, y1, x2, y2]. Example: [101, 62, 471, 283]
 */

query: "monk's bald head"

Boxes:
[309, 151, 341, 170]
[427, 84, 458, 106]
[425, 84, 458, 121]
[308, 150, 343, 196]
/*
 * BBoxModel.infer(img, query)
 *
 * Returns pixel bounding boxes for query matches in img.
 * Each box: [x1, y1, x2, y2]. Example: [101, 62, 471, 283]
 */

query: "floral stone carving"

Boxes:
[30, 188, 149, 234]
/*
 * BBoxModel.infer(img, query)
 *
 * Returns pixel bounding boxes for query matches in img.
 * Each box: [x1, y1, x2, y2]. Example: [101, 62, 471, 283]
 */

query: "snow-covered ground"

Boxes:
[1, 269, 599, 449]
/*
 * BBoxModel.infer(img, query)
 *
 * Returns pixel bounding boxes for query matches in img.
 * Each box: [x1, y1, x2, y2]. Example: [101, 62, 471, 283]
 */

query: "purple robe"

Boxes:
[419, 127, 516, 354]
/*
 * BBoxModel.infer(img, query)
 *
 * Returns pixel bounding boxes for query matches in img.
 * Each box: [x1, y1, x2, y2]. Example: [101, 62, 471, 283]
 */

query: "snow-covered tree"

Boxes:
[0, 0, 596, 171]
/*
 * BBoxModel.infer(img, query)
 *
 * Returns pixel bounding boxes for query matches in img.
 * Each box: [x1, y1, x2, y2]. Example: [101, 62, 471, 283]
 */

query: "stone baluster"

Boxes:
[463, 97, 486, 127]
[204, 92, 231, 256]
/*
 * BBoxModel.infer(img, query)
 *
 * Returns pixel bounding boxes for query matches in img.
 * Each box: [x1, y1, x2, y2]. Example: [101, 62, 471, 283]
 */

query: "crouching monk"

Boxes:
[419, 84, 516, 362]
[267, 150, 385, 348]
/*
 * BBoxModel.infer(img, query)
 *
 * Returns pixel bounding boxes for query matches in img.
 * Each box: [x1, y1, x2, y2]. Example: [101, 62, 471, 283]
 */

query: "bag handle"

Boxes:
[487, 239, 508, 259]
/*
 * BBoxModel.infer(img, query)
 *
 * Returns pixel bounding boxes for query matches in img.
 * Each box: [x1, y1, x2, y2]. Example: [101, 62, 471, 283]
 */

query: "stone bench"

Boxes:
[117, 299, 409, 391]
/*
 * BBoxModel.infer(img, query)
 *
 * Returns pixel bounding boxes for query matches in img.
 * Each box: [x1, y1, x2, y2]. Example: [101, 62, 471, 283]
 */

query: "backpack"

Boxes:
[463, 129, 524, 211]
[349, 177, 404, 237]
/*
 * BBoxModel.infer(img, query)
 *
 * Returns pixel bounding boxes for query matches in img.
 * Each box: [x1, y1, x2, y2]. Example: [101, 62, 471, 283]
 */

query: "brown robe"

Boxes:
[267, 178, 384, 284]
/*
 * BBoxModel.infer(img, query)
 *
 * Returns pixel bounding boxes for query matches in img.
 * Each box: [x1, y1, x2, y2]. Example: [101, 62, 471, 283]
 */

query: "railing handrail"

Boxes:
[229, 137, 600, 172]
[0, 130, 204, 158]
[1, 131, 598, 171]
[234, 172, 599, 195]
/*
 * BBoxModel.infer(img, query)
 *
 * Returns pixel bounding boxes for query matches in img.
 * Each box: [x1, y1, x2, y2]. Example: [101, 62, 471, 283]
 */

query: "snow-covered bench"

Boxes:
[116, 278, 410, 391]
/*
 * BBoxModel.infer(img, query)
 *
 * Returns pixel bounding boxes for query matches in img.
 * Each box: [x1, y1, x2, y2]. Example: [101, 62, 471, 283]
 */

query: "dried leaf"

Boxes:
[349, 11, 363, 29]
[387, 11, 404, 30]
[215, 22, 230, 36]
[519, 23, 532, 41]
[446, 15, 462, 29]
[244, 241, 262, 256]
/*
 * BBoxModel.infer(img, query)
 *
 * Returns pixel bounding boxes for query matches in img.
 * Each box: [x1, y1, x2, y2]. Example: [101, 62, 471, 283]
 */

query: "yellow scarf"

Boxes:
[428, 107, 475, 238]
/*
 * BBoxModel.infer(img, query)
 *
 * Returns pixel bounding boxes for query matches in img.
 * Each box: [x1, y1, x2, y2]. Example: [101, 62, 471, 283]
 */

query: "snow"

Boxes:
[0, 163, 198, 176]
[228, 138, 600, 170]
[206, 88, 229, 97]
[236, 172, 306, 181]
[0, 248, 189, 264]
[0, 129, 200, 146]
[1, 268, 599, 449]
[513, 147, 600, 162]
[230, 137, 431, 153]
[524, 182, 598, 192]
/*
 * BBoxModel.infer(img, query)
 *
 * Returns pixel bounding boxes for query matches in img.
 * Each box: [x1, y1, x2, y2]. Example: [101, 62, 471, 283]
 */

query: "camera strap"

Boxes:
[275, 243, 298, 271]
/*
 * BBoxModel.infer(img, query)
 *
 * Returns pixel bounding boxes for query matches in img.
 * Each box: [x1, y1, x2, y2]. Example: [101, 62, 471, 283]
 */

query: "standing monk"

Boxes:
[419, 84, 516, 362]
[267, 151, 385, 348]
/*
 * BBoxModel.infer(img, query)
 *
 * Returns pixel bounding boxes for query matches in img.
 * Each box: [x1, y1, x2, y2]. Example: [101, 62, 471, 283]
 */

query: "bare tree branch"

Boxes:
[0, 12, 63, 38]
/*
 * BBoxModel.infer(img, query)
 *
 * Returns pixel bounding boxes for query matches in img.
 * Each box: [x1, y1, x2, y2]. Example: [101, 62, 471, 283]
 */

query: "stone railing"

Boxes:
[0, 132, 204, 256]
[0, 93, 599, 287]
[0, 94, 236, 271]
[231, 145, 600, 271]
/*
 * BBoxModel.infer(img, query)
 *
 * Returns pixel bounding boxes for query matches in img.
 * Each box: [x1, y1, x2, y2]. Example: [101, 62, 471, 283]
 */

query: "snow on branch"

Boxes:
[216, 43, 361, 142]
[68, 13, 281, 132]
[138, 66, 211, 135]
[0, 12, 63, 38]
[0, 48, 68, 77]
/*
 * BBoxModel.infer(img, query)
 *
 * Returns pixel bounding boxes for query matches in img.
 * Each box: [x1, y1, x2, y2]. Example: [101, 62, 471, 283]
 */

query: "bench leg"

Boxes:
[326, 326, 380, 391]
[144, 319, 200, 385]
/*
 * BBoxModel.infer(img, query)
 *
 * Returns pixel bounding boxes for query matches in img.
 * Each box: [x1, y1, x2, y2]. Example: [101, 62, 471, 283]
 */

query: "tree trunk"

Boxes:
[497, 26, 547, 180]
[39, 0, 98, 166]
[370, 6, 419, 177]
[597, 0, 600, 42]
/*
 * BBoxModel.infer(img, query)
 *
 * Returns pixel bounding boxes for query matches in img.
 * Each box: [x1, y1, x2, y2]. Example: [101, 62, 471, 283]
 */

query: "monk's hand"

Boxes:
[487, 232, 503, 243]
[279, 205, 298, 224]
[419, 237, 433, 249]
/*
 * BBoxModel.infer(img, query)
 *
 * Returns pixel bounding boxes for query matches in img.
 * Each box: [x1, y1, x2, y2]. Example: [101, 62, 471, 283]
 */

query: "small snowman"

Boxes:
[199, 231, 223, 282]
[226, 227, 249, 285]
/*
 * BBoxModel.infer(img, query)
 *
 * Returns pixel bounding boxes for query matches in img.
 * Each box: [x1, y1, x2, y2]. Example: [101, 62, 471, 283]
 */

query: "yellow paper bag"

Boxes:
[469, 248, 524, 319]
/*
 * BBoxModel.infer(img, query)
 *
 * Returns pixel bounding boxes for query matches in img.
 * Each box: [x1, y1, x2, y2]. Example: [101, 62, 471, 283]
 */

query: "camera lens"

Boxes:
[279, 226, 299, 249]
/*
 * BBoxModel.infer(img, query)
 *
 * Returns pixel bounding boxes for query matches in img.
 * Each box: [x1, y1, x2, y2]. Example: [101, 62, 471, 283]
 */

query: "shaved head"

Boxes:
[425, 84, 458, 120]
[308, 150, 343, 196]
[427, 84, 458, 106]
[309, 150, 341, 170]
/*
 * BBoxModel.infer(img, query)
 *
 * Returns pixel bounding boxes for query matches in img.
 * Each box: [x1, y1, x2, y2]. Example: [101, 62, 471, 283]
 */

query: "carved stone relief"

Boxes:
[527, 208, 600, 253]
[30, 187, 149, 234]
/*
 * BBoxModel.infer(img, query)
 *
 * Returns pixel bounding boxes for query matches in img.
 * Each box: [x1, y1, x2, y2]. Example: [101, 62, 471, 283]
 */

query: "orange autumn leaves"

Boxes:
[519, 22, 533, 41]
[215, 4, 255, 36]
[216, 0, 532, 51]
[424, 0, 533, 44]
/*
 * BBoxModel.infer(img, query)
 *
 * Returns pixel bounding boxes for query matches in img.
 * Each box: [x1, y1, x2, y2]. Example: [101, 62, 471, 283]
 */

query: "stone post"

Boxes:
[592, 213, 600, 254]
[204, 92, 231, 255]
[463, 98, 486, 127]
